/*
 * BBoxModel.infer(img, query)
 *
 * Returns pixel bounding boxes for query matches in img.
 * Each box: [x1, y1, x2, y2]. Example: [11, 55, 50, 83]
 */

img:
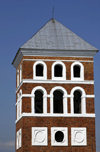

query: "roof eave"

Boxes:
[12, 48, 99, 68]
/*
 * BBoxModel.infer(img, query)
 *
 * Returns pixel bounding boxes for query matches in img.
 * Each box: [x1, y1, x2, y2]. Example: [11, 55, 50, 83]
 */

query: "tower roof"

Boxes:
[12, 18, 98, 68]
[21, 19, 97, 51]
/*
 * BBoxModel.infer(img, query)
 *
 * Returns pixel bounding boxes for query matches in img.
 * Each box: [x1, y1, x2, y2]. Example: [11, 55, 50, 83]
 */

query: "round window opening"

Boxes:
[55, 131, 64, 142]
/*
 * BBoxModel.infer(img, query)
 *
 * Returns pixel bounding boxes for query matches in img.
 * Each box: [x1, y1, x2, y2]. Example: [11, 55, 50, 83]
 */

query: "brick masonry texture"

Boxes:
[16, 117, 96, 152]
[21, 83, 94, 94]
[16, 56, 96, 152]
[22, 58, 94, 80]
[16, 56, 94, 85]
[22, 96, 95, 114]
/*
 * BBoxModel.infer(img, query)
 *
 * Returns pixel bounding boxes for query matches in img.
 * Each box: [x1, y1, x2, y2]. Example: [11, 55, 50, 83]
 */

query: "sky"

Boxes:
[0, 0, 100, 152]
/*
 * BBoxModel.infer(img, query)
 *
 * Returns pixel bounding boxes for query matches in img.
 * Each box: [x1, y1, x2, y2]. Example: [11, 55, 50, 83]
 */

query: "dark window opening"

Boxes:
[74, 65, 80, 77]
[74, 90, 82, 113]
[35, 90, 43, 113]
[36, 64, 43, 76]
[53, 90, 63, 113]
[54, 64, 62, 77]
[55, 131, 64, 142]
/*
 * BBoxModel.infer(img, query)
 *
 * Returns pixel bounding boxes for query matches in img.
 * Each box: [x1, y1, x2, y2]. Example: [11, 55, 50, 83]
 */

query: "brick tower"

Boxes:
[12, 19, 98, 152]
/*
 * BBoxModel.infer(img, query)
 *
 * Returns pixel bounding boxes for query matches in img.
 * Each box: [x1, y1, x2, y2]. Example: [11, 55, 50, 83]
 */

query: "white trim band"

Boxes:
[16, 79, 94, 92]
[15, 94, 95, 106]
[22, 79, 94, 84]
[15, 113, 95, 123]
[23, 58, 93, 63]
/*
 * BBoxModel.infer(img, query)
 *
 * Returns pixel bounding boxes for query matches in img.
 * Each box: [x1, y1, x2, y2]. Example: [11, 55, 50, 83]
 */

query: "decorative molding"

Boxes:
[32, 127, 48, 146]
[86, 95, 95, 98]
[16, 128, 22, 149]
[15, 93, 95, 106]
[12, 48, 97, 68]
[22, 79, 94, 84]
[23, 58, 94, 63]
[51, 127, 68, 146]
[15, 113, 95, 123]
[16, 79, 94, 93]
[71, 127, 87, 146]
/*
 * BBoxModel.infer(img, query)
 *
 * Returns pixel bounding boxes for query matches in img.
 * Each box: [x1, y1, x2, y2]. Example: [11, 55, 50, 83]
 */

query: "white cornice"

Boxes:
[12, 49, 97, 68]
[23, 58, 93, 63]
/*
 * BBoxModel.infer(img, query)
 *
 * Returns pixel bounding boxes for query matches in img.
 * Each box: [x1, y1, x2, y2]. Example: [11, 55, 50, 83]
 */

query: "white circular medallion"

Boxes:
[75, 131, 84, 143]
[35, 130, 45, 143]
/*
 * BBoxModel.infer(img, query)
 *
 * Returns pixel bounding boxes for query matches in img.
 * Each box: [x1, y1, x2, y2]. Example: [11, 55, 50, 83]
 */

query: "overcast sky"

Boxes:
[0, 0, 100, 152]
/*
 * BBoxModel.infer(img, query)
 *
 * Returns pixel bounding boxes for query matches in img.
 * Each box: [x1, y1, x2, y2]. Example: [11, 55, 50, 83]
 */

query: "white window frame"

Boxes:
[17, 69, 19, 87]
[71, 61, 84, 81]
[31, 86, 47, 114]
[70, 87, 86, 115]
[33, 61, 47, 80]
[50, 86, 68, 115]
[51, 127, 68, 146]
[52, 61, 66, 80]
[19, 64, 22, 83]
[17, 90, 22, 120]
[16, 128, 22, 149]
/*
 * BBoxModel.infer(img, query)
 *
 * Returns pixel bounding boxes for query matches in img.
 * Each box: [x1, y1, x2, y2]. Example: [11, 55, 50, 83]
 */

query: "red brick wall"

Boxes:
[22, 56, 94, 80]
[16, 56, 96, 152]
[16, 117, 96, 152]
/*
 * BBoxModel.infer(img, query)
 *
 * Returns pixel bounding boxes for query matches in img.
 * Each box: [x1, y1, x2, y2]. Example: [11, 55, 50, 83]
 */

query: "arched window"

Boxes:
[17, 69, 19, 87]
[31, 86, 47, 114]
[52, 62, 66, 80]
[33, 61, 47, 80]
[36, 64, 43, 76]
[74, 65, 80, 78]
[71, 61, 84, 81]
[70, 87, 86, 114]
[54, 64, 62, 77]
[17, 90, 22, 120]
[35, 90, 43, 113]
[19, 64, 22, 83]
[74, 90, 82, 113]
[50, 86, 68, 114]
[53, 90, 63, 113]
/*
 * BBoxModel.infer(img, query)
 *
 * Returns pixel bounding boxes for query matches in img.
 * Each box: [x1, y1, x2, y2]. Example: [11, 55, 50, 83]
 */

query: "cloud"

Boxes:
[0, 141, 15, 149]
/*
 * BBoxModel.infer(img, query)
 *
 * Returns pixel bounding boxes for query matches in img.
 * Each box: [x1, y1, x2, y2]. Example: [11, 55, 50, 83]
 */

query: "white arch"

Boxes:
[70, 86, 86, 114]
[71, 61, 84, 81]
[31, 86, 47, 114]
[52, 61, 66, 80]
[50, 86, 68, 114]
[33, 61, 47, 80]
